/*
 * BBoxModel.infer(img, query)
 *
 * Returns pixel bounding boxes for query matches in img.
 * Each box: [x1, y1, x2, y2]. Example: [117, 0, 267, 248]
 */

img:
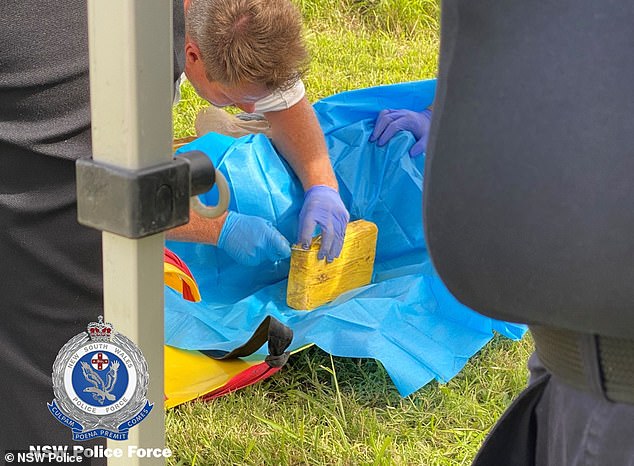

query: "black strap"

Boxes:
[201, 316, 293, 368]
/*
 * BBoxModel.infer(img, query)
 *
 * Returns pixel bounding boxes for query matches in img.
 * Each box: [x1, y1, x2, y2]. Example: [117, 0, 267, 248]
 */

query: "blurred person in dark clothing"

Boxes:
[423, 0, 634, 464]
[0, 0, 185, 456]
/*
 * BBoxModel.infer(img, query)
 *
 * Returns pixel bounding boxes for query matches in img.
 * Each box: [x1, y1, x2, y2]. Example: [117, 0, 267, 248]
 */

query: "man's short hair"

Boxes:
[186, 0, 309, 90]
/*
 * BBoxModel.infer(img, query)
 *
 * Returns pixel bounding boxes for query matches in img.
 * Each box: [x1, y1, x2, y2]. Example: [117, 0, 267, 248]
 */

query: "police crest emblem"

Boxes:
[48, 316, 153, 441]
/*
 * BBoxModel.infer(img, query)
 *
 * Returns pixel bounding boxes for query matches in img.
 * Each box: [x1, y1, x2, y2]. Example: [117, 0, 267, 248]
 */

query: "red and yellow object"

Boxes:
[164, 346, 280, 408]
[164, 248, 201, 302]
[163, 248, 279, 408]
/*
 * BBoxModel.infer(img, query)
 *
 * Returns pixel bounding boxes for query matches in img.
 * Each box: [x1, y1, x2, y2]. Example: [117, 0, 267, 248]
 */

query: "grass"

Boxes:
[168, 1, 534, 464]
[167, 337, 533, 465]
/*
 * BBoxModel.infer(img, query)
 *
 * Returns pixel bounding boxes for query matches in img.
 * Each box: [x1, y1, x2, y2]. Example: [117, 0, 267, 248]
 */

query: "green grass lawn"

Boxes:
[167, 337, 532, 465]
[168, 1, 534, 464]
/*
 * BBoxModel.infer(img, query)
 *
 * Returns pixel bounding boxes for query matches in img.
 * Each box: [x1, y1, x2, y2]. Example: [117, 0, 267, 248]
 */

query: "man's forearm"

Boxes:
[166, 209, 228, 244]
[264, 96, 338, 191]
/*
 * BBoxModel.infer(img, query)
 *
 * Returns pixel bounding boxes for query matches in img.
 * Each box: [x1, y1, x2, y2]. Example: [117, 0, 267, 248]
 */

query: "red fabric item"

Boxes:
[200, 362, 281, 400]
[164, 248, 197, 301]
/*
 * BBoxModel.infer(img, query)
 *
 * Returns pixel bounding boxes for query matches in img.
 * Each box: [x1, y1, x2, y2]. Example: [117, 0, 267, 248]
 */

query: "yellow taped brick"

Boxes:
[287, 220, 378, 310]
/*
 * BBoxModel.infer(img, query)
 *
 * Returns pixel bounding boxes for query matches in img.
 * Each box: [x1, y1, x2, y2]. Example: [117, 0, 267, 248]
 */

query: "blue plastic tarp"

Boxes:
[166, 79, 526, 397]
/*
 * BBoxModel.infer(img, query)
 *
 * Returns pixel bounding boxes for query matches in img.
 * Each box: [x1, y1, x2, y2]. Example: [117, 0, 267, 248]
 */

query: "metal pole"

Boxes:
[87, 0, 172, 463]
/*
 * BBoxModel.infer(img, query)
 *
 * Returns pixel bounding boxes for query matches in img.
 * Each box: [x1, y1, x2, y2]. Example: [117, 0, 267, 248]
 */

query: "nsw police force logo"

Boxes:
[48, 316, 153, 441]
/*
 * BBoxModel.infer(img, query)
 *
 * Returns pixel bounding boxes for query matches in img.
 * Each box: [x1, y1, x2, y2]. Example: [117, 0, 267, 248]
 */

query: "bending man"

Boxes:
[169, 0, 349, 266]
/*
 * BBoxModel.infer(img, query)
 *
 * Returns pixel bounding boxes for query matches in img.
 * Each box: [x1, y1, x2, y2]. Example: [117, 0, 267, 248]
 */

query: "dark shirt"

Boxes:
[0, 0, 91, 160]
[424, 0, 634, 338]
[0, 0, 184, 161]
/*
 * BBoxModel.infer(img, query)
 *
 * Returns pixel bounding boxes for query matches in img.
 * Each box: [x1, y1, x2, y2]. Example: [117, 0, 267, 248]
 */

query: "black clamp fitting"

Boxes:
[76, 150, 221, 238]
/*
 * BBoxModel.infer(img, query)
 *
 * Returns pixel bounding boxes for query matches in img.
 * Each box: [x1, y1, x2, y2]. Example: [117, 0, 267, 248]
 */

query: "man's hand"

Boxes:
[297, 185, 350, 262]
[369, 108, 433, 158]
[217, 211, 291, 266]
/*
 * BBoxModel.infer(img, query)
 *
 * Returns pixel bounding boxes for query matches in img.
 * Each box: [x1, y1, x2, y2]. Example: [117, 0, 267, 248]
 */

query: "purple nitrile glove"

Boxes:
[297, 185, 350, 262]
[369, 108, 433, 158]
[217, 211, 291, 266]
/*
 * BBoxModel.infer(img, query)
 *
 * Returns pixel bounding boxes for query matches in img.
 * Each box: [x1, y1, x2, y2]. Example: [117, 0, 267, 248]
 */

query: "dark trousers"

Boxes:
[473, 353, 634, 465]
[0, 150, 105, 460]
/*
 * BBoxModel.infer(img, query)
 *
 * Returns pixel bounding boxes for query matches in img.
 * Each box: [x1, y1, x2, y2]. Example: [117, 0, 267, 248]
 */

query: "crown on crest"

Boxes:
[87, 316, 114, 341]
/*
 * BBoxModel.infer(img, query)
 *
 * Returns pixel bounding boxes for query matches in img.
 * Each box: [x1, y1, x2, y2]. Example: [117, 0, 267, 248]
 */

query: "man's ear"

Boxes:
[184, 41, 201, 66]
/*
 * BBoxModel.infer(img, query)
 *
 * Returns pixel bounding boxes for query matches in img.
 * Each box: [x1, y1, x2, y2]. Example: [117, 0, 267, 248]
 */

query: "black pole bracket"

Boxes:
[76, 150, 214, 238]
